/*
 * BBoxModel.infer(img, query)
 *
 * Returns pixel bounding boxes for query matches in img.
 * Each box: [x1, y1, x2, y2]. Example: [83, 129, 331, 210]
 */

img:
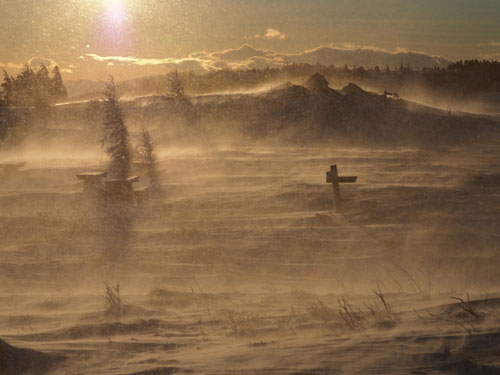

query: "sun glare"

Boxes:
[103, 0, 128, 26]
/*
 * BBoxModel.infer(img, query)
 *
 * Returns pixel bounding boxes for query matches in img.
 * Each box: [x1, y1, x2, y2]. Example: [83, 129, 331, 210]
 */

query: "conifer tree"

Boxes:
[0, 100, 16, 143]
[101, 76, 130, 179]
[35, 64, 54, 127]
[14, 65, 36, 107]
[36, 64, 51, 98]
[1, 69, 13, 105]
[138, 125, 160, 192]
[168, 70, 184, 98]
[0, 63, 68, 143]
[50, 65, 67, 102]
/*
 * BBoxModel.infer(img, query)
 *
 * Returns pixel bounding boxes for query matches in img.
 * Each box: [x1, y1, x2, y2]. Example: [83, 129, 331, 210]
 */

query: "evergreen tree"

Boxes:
[50, 65, 67, 102]
[137, 125, 160, 192]
[36, 64, 52, 101]
[34, 64, 54, 127]
[101, 76, 131, 179]
[0, 100, 16, 143]
[14, 65, 36, 107]
[1, 69, 13, 105]
[168, 70, 184, 98]
[84, 99, 105, 135]
[0, 63, 69, 143]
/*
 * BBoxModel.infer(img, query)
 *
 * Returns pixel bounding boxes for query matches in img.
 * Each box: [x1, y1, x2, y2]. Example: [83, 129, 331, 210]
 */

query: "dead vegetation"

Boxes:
[338, 296, 365, 330]
[308, 298, 337, 327]
[364, 283, 397, 327]
[103, 281, 122, 321]
[451, 292, 481, 320]
[225, 311, 268, 336]
[414, 292, 486, 334]
[307, 284, 397, 331]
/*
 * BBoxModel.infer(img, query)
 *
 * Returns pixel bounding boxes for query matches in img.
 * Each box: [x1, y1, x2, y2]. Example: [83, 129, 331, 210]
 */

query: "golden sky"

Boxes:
[1, 0, 499, 81]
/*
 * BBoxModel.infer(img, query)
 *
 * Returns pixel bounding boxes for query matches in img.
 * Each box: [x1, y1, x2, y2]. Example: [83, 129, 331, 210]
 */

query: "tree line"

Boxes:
[0, 64, 67, 143]
[101, 59, 500, 103]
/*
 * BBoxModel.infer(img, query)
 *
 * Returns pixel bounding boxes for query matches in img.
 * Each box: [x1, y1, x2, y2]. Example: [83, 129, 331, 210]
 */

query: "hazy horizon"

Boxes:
[2, 0, 500, 81]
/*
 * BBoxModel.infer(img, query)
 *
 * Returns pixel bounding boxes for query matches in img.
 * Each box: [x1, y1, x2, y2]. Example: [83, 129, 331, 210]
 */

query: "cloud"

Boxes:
[277, 45, 450, 68]
[0, 57, 58, 73]
[0, 57, 65, 76]
[0, 62, 24, 70]
[482, 53, 500, 61]
[28, 57, 58, 69]
[478, 41, 500, 61]
[82, 53, 214, 73]
[0, 43, 448, 82]
[262, 28, 287, 40]
[207, 44, 275, 62]
[332, 43, 388, 53]
[201, 44, 449, 70]
[70, 43, 450, 80]
[478, 41, 500, 47]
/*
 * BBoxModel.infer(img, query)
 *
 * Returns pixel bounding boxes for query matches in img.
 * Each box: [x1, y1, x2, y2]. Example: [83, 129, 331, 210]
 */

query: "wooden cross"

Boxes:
[326, 165, 357, 213]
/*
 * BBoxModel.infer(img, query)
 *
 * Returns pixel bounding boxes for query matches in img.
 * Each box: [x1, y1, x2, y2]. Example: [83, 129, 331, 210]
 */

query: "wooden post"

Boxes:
[326, 165, 357, 213]
[329, 165, 342, 212]
[77, 172, 108, 193]
[104, 176, 140, 202]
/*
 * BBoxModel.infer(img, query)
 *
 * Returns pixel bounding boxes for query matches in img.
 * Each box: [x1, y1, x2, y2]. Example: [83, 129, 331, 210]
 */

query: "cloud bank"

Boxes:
[2, 44, 453, 81]
[81, 44, 451, 75]
[478, 41, 500, 47]
[0, 57, 58, 72]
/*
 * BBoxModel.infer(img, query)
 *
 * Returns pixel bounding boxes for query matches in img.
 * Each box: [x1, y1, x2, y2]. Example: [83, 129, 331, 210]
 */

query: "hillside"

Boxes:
[62, 60, 500, 115]
[50, 74, 500, 150]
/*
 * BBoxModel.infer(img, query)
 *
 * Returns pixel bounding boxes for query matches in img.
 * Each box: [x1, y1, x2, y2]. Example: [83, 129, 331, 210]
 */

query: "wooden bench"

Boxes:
[0, 161, 26, 177]
[104, 176, 140, 202]
[77, 171, 108, 193]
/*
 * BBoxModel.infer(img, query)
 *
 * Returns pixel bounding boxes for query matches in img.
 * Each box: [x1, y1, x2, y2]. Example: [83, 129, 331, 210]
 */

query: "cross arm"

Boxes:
[326, 173, 357, 183]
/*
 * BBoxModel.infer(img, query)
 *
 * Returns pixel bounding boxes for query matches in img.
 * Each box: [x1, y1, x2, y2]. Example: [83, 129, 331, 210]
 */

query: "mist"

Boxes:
[1, 59, 500, 375]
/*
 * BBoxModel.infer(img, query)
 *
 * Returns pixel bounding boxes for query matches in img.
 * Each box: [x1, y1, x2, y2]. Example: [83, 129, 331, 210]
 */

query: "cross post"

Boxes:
[326, 165, 357, 213]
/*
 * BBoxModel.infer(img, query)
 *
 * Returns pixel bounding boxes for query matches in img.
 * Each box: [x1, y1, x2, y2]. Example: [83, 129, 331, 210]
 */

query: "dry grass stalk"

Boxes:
[103, 281, 122, 321]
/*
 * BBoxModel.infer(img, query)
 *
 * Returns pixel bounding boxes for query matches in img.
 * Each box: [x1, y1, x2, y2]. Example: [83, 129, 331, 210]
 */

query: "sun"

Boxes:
[103, 0, 128, 26]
